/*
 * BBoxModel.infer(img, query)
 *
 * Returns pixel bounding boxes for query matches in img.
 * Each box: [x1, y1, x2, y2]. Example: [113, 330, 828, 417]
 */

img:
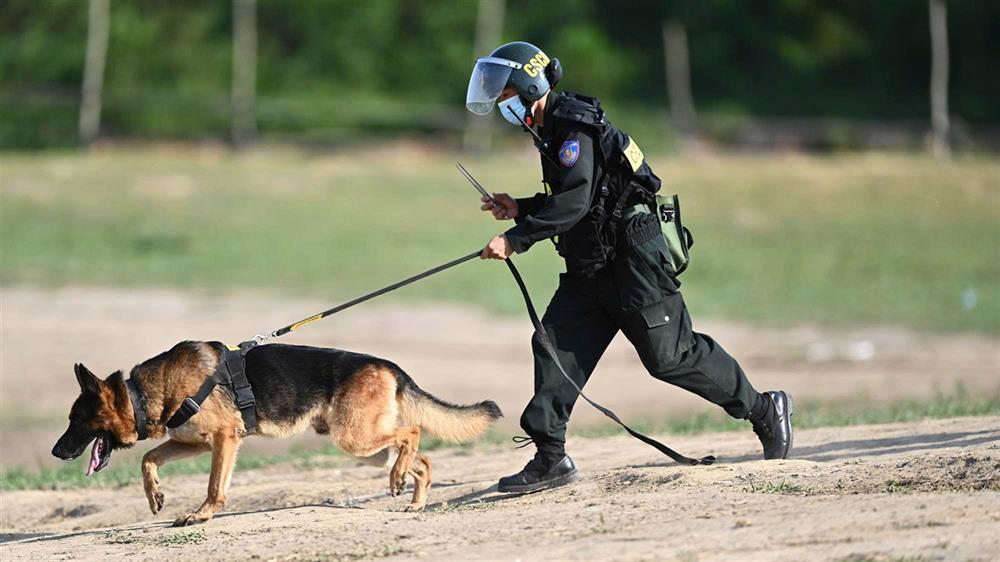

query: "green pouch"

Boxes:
[654, 194, 694, 275]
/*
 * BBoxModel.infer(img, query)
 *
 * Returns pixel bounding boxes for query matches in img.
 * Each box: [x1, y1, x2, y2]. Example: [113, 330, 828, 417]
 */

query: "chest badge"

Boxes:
[559, 139, 580, 168]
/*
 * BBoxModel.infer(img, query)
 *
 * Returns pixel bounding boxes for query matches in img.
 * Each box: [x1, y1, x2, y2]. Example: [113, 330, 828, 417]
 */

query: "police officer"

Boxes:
[466, 42, 793, 493]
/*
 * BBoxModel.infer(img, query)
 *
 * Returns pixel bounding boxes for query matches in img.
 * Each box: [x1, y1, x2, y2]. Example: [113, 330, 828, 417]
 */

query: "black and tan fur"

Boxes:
[52, 341, 502, 526]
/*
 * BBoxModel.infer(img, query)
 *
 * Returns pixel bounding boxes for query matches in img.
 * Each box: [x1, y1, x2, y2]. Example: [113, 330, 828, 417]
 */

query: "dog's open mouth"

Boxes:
[86, 434, 113, 476]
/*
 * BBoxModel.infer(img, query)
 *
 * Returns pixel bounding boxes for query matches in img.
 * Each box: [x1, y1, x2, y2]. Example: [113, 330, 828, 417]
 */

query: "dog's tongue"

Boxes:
[86, 436, 103, 476]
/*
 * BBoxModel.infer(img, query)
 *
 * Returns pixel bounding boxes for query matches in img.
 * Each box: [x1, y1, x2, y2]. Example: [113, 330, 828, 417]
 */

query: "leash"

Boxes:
[250, 251, 483, 345]
[165, 251, 482, 434]
[167, 164, 712, 463]
[459, 162, 712, 465]
[164, 244, 712, 464]
[241, 246, 712, 464]
[503, 258, 715, 466]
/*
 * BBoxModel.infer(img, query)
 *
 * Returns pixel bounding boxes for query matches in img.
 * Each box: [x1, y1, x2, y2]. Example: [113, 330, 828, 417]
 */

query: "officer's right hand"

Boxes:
[481, 193, 518, 220]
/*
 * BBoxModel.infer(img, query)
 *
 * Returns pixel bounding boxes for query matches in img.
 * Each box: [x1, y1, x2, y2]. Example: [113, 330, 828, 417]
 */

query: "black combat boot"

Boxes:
[749, 390, 794, 460]
[497, 450, 581, 494]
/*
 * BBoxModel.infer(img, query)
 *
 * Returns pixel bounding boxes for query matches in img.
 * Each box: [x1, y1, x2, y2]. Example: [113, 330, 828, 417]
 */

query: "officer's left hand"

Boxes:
[480, 235, 514, 260]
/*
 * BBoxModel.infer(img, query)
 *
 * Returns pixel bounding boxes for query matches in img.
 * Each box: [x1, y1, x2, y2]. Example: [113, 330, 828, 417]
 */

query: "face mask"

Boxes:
[498, 96, 530, 127]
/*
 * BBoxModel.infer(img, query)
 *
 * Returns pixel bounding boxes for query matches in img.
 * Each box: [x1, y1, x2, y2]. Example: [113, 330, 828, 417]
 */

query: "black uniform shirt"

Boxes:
[504, 93, 600, 254]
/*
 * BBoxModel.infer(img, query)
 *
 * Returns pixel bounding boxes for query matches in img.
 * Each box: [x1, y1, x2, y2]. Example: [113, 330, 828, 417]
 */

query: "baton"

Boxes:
[456, 162, 496, 204]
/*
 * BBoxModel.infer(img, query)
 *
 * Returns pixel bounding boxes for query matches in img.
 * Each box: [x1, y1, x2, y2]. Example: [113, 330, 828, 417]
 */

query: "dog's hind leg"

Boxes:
[405, 452, 432, 511]
[327, 365, 424, 503]
[388, 426, 421, 499]
[173, 430, 241, 527]
[142, 439, 211, 515]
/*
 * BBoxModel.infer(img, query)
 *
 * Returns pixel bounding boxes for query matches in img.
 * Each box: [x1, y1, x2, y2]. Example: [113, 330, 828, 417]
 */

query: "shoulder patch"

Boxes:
[622, 136, 644, 172]
[559, 139, 580, 168]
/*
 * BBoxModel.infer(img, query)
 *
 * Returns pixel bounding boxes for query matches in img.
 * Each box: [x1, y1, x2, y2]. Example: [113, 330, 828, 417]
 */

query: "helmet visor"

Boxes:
[465, 58, 519, 115]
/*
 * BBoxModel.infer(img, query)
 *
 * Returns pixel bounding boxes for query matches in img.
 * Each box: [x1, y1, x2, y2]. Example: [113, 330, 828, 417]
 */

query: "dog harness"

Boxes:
[166, 343, 258, 434]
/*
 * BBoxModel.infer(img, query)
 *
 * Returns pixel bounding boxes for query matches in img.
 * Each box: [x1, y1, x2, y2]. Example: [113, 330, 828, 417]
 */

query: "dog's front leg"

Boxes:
[142, 439, 210, 515]
[173, 430, 240, 527]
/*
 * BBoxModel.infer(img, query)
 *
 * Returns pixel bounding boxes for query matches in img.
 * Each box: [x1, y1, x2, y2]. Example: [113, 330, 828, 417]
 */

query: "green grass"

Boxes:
[155, 529, 208, 547]
[741, 478, 807, 494]
[3, 390, 996, 491]
[1, 148, 997, 332]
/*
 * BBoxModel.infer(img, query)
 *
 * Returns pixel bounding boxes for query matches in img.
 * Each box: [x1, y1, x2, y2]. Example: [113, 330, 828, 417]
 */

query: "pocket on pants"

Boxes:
[613, 221, 680, 311]
[632, 292, 694, 363]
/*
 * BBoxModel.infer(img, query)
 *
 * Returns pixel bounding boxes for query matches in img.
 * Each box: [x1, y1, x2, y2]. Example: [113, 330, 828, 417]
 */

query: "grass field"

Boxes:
[2, 146, 998, 333]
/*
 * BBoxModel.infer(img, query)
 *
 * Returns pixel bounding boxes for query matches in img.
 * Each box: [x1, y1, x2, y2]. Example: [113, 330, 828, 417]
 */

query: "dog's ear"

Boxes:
[74, 363, 101, 395]
[105, 370, 125, 386]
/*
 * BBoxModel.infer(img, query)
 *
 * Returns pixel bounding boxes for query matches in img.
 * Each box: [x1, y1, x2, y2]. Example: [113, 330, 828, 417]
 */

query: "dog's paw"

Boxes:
[389, 473, 406, 497]
[172, 512, 209, 527]
[147, 490, 165, 515]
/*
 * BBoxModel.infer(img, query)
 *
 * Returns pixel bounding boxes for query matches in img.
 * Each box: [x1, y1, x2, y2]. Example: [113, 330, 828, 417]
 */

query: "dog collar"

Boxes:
[125, 378, 149, 441]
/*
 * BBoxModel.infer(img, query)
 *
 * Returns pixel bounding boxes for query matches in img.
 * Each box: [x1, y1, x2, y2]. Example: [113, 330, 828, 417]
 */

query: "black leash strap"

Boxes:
[270, 251, 482, 338]
[165, 251, 482, 433]
[503, 258, 715, 466]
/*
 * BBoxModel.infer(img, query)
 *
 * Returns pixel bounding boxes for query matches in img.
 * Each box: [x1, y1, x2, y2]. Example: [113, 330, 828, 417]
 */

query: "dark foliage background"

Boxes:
[2, 0, 998, 148]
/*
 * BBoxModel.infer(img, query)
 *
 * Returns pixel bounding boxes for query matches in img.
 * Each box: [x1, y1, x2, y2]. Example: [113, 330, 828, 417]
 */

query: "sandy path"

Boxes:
[3, 287, 998, 470]
[1, 416, 998, 561]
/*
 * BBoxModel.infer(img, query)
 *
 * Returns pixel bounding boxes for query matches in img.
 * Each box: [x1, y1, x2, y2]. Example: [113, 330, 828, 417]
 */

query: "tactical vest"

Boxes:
[540, 92, 662, 275]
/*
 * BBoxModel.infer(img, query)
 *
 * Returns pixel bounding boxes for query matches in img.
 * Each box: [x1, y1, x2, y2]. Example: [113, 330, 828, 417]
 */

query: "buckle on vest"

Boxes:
[235, 386, 255, 409]
[166, 397, 201, 428]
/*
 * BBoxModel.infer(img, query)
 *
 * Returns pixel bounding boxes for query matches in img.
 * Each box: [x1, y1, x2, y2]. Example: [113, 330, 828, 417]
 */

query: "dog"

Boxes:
[51, 341, 502, 526]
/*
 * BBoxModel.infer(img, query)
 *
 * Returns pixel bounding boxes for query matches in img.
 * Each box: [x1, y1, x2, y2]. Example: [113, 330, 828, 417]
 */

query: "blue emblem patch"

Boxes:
[558, 139, 580, 168]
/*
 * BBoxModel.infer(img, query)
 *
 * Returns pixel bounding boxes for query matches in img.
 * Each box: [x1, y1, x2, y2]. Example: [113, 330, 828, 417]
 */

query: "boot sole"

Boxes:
[497, 469, 581, 494]
[781, 391, 794, 459]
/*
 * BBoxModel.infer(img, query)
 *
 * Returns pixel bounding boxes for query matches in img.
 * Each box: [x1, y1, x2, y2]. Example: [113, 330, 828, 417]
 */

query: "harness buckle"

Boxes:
[166, 396, 202, 428]
[234, 386, 255, 409]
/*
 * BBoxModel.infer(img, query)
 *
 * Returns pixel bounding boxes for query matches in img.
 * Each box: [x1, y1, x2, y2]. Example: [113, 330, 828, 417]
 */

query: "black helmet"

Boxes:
[466, 41, 562, 115]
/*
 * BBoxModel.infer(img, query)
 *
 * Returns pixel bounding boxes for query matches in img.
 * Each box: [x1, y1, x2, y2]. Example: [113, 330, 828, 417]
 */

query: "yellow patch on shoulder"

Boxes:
[623, 136, 645, 172]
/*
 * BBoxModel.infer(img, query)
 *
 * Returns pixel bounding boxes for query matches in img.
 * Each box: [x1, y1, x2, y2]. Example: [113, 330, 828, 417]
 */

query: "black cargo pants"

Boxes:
[520, 213, 760, 453]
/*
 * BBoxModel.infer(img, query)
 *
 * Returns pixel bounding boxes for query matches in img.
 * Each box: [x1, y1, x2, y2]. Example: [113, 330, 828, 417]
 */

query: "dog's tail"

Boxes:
[396, 372, 502, 443]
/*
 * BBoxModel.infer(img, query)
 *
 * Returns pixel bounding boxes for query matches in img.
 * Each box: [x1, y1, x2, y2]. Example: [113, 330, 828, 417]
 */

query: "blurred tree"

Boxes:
[929, 0, 950, 157]
[232, 0, 257, 147]
[662, 19, 696, 138]
[463, 0, 506, 153]
[79, 0, 109, 146]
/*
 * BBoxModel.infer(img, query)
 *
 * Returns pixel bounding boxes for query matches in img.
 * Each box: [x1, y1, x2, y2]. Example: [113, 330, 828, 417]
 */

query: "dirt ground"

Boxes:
[2, 287, 998, 468]
[1, 416, 998, 561]
[1, 288, 999, 560]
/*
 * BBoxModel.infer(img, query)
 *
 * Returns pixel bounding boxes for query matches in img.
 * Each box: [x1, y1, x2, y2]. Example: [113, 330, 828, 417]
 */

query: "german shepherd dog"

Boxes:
[51, 341, 502, 526]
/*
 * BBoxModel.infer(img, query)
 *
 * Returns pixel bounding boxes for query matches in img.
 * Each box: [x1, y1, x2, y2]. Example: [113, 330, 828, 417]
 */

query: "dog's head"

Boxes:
[51, 364, 135, 475]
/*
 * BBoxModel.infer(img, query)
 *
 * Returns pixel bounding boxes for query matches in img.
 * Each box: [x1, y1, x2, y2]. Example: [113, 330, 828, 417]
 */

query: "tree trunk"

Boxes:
[929, 0, 950, 157]
[232, 0, 258, 148]
[662, 20, 697, 140]
[463, 0, 506, 153]
[79, 0, 110, 146]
